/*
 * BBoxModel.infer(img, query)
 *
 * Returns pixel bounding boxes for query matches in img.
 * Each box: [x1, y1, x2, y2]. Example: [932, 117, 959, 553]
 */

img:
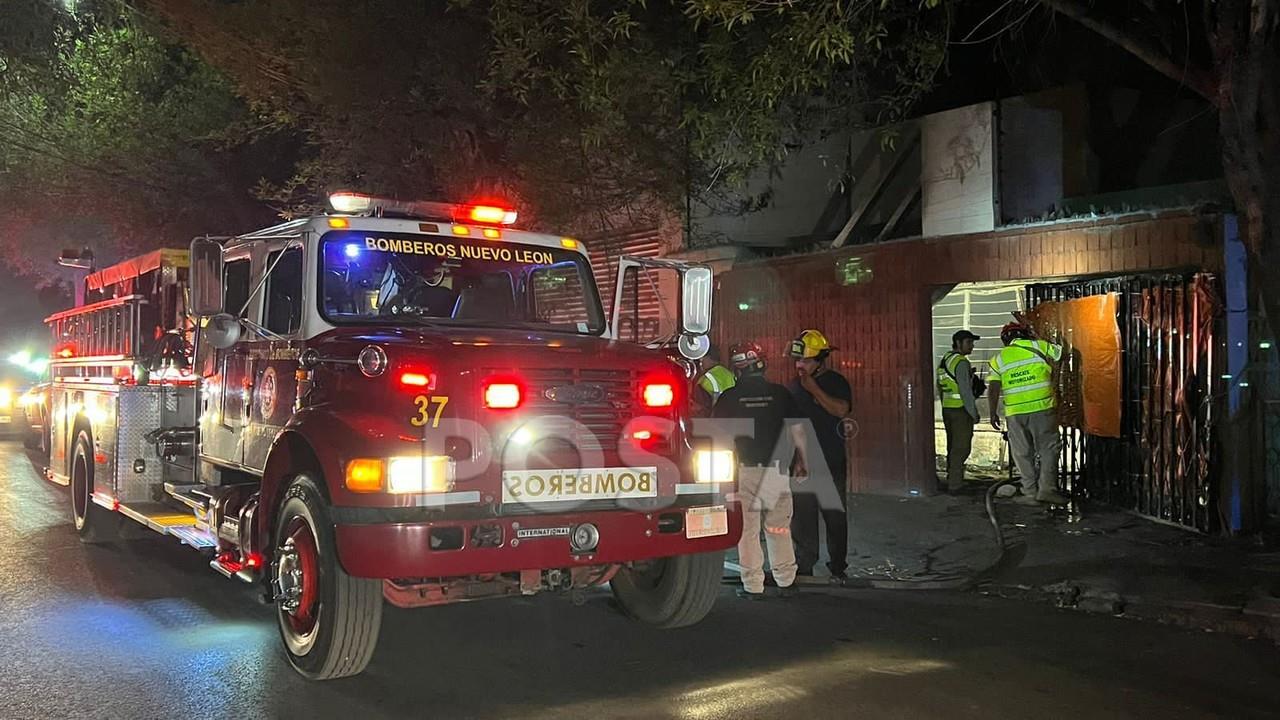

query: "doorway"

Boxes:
[930, 281, 1026, 481]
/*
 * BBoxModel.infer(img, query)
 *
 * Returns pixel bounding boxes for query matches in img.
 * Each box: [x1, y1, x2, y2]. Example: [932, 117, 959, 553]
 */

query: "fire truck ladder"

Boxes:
[46, 295, 148, 375]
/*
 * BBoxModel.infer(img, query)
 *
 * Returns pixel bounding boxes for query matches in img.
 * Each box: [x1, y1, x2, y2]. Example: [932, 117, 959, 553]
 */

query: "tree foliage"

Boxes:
[0, 0, 271, 279]
[482, 0, 946, 220]
[146, 0, 947, 233]
[2, 0, 949, 268]
[1032, 0, 1280, 339]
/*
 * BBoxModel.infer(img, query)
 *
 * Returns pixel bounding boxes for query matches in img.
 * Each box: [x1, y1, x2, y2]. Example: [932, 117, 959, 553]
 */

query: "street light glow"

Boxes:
[7, 349, 49, 376]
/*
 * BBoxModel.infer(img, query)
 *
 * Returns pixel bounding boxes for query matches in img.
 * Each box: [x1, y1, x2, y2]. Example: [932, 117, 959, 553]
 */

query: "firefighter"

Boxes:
[712, 342, 805, 600]
[988, 322, 1069, 506]
[937, 330, 981, 493]
[787, 329, 851, 583]
[693, 345, 736, 415]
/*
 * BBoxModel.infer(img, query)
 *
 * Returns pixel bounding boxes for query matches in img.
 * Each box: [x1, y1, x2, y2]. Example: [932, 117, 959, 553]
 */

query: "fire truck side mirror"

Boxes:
[677, 265, 712, 361]
[677, 333, 710, 360]
[680, 266, 712, 336]
[189, 238, 225, 317]
[204, 313, 243, 350]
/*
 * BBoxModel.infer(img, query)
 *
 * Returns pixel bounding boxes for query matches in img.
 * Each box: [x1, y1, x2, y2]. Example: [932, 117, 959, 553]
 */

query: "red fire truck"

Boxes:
[45, 193, 741, 679]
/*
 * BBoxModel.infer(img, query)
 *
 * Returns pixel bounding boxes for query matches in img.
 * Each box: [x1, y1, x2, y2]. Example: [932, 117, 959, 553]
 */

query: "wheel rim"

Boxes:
[71, 444, 89, 528]
[626, 558, 669, 591]
[277, 513, 322, 654]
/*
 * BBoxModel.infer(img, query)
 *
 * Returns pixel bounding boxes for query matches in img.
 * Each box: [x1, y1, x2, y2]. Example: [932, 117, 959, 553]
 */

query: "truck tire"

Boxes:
[610, 550, 724, 629]
[70, 428, 121, 544]
[273, 474, 383, 680]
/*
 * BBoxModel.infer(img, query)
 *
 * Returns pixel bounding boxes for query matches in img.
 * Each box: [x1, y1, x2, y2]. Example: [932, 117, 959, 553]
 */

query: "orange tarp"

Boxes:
[1025, 293, 1122, 438]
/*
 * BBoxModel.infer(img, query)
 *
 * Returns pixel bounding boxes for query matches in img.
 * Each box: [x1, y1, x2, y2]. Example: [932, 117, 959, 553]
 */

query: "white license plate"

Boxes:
[502, 466, 658, 504]
[0, 416, 10, 424]
[685, 505, 728, 539]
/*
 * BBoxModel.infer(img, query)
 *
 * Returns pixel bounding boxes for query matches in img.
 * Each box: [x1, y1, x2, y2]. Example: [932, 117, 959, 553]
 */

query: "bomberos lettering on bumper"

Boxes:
[502, 467, 659, 504]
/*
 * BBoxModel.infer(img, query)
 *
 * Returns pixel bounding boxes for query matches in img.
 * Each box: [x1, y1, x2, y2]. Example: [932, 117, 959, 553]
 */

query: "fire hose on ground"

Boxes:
[722, 433, 1028, 592]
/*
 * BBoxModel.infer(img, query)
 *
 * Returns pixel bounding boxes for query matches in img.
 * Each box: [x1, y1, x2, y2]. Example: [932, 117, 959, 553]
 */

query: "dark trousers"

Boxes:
[791, 466, 848, 575]
[942, 407, 975, 488]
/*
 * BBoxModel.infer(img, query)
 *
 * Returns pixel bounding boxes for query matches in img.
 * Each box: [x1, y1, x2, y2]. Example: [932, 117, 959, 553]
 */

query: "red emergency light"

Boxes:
[465, 205, 519, 226]
[642, 382, 675, 408]
[327, 191, 518, 226]
[399, 370, 437, 390]
[484, 381, 523, 409]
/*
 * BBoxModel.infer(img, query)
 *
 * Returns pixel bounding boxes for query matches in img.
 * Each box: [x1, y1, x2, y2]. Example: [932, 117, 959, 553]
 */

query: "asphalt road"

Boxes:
[2, 441, 1279, 720]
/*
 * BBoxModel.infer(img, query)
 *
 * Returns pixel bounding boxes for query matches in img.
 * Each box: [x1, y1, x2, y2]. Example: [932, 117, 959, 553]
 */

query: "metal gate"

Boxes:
[1026, 274, 1222, 532]
[1258, 317, 1280, 523]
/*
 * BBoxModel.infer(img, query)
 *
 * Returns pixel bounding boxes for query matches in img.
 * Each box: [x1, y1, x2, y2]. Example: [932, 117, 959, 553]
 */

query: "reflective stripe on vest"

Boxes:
[992, 340, 1055, 416]
[698, 364, 736, 398]
[936, 352, 965, 409]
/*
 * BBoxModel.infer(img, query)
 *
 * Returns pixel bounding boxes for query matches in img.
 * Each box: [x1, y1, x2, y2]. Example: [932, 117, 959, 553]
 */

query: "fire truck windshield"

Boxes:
[320, 231, 606, 335]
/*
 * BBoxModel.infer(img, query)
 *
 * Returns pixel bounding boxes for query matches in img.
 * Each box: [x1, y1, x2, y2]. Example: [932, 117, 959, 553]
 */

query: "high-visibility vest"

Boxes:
[989, 339, 1060, 416]
[936, 352, 965, 409]
[697, 364, 736, 400]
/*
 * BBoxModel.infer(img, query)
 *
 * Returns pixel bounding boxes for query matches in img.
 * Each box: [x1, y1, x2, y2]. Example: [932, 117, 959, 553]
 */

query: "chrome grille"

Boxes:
[488, 367, 646, 452]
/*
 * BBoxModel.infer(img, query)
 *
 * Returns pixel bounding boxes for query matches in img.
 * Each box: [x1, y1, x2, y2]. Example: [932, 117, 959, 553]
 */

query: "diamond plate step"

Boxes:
[168, 524, 218, 550]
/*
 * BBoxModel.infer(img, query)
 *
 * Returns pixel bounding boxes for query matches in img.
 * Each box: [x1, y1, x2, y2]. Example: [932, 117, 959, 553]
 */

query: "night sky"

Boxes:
[0, 266, 69, 376]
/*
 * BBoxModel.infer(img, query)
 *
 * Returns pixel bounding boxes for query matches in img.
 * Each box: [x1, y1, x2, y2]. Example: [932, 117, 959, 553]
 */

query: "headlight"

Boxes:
[0, 388, 11, 409]
[344, 456, 455, 494]
[386, 456, 454, 494]
[695, 450, 736, 484]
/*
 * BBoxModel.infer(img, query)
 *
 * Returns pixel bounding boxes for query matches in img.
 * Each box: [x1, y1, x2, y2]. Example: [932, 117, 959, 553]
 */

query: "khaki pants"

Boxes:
[737, 464, 797, 594]
[1006, 408, 1061, 495]
[942, 408, 975, 487]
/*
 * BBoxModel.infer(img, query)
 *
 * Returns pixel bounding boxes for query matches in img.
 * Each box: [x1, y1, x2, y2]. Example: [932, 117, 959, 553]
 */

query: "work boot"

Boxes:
[829, 572, 849, 587]
[1036, 488, 1070, 505]
[775, 584, 799, 599]
[736, 588, 767, 601]
[1012, 493, 1041, 507]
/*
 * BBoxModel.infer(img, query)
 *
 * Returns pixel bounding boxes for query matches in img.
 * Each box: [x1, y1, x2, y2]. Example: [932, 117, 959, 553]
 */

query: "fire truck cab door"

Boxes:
[242, 242, 304, 472]
[200, 244, 261, 470]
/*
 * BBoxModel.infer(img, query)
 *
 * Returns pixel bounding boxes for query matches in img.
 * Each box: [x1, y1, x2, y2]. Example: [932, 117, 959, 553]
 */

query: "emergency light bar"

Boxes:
[328, 191, 518, 226]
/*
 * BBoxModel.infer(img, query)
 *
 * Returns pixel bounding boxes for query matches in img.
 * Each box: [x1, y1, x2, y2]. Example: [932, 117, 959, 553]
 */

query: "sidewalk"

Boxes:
[842, 487, 1280, 641]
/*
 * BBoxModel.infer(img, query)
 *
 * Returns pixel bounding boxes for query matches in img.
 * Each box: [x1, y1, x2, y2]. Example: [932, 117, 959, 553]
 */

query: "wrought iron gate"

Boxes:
[1026, 274, 1223, 532]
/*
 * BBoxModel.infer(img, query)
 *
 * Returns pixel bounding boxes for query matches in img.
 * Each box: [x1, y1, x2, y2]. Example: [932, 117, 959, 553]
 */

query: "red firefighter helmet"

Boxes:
[728, 342, 766, 374]
[1000, 322, 1035, 344]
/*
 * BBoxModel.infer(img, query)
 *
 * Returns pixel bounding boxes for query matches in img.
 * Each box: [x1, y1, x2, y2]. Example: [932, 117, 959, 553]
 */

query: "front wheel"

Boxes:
[610, 551, 724, 629]
[272, 474, 383, 680]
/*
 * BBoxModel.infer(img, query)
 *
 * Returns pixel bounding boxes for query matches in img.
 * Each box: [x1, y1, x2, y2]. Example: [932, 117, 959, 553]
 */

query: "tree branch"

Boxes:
[1037, 0, 1219, 102]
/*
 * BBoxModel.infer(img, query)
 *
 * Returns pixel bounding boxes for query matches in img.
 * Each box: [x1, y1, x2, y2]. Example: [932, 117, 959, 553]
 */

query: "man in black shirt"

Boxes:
[712, 342, 807, 600]
[787, 329, 852, 584]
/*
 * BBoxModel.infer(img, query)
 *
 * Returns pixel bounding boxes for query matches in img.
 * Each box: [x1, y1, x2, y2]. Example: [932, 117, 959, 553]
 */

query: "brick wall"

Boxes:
[713, 211, 1223, 494]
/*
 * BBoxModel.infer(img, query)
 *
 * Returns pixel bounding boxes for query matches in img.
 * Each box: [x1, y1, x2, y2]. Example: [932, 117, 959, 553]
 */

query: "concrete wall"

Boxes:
[921, 102, 998, 237]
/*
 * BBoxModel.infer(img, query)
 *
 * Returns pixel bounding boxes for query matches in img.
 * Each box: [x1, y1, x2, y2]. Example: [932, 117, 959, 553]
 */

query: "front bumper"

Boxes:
[333, 497, 743, 579]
